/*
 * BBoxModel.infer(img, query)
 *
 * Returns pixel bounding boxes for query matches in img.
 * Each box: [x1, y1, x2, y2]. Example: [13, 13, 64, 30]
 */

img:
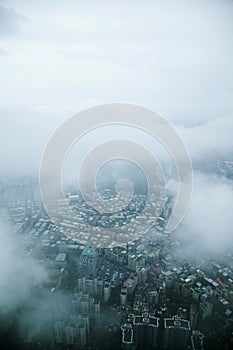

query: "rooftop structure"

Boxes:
[121, 323, 134, 344]
[163, 315, 191, 350]
[55, 253, 66, 262]
[81, 247, 97, 257]
[164, 315, 190, 330]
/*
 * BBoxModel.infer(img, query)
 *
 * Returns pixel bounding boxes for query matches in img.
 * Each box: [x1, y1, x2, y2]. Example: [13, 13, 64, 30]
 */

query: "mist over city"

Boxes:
[1, 1, 233, 349]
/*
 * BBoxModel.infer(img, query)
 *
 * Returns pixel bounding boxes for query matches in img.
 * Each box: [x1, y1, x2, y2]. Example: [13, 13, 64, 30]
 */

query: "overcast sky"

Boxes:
[0, 0, 233, 174]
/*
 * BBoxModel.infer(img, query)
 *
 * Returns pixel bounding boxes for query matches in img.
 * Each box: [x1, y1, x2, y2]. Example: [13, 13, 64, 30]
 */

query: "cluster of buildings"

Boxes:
[53, 290, 100, 348]
[121, 313, 196, 350]
[1, 177, 233, 349]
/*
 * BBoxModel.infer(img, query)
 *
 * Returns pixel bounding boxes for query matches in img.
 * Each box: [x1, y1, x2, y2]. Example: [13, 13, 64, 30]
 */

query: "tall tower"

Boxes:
[121, 323, 134, 350]
[189, 304, 198, 328]
[104, 282, 111, 302]
[133, 312, 159, 349]
[163, 315, 191, 350]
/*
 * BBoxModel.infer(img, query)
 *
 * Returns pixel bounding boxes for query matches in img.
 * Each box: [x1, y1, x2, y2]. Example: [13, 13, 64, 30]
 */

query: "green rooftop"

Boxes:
[81, 247, 96, 256]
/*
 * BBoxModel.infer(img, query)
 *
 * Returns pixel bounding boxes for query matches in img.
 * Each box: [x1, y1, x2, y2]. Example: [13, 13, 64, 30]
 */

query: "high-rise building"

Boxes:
[54, 316, 88, 348]
[123, 274, 138, 294]
[104, 282, 111, 302]
[189, 304, 198, 328]
[128, 254, 145, 271]
[158, 285, 166, 306]
[136, 266, 147, 285]
[128, 254, 137, 271]
[121, 323, 134, 350]
[90, 300, 100, 320]
[147, 290, 159, 306]
[133, 312, 159, 349]
[200, 300, 213, 320]
[191, 330, 204, 350]
[120, 287, 128, 306]
[95, 277, 104, 298]
[163, 315, 191, 350]
[78, 247, 98, 277]
[78, 323, 87, 347]
[73, 292, 100, 323]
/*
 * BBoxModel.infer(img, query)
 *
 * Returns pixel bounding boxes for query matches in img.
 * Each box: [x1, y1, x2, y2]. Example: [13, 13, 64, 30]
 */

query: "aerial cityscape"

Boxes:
[0, 157, 233, 349]
[1, 1, 233, 349]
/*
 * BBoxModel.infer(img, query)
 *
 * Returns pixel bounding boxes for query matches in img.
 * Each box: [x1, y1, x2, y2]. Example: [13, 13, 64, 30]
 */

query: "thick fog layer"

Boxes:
[177, 172, 233, 254]
[0, 220, 47, 314]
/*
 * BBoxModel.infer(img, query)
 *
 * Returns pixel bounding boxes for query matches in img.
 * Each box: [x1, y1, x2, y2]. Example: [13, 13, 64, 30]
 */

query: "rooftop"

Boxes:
[55, 253, 66, 262]
[164, 315, 190, 330]
[121, 324, 133, 344]
[81, 247, 97, 257]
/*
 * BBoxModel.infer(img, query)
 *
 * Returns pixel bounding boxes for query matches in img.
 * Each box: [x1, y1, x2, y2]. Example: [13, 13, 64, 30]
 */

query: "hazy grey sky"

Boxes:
[0, 0, 233, 174]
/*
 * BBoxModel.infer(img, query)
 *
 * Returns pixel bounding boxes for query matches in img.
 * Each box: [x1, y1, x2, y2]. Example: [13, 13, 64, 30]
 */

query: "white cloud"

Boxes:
[177, 172, 233, 253]
[0, 220, 47, 313]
